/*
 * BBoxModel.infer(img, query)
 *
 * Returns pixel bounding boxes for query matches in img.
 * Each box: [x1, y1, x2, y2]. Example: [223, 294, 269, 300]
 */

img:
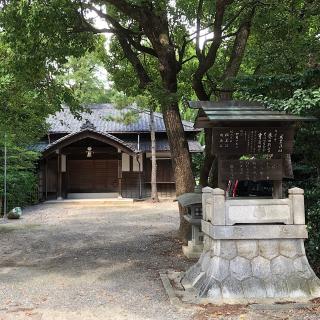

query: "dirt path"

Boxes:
[0, 202, 197, 320]
[1, 202, 319, 320]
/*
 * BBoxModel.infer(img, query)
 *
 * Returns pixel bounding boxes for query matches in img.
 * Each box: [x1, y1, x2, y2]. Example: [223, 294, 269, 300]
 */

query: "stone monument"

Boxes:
[180, 101, 320, 303]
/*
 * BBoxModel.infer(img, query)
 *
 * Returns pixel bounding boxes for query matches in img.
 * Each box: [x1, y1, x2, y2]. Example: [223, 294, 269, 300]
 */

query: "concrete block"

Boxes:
[221, 277, 244, 299]
[212, 240, 237, 260]
[259, 240, 279, 259]
[199, 277, 221, 298]
[201, 222, 308, 240]
[206, 279, 222, 299]
[286, 276, 310, 298]
[212, 188, 226, 225]
[202, 186, 214, 194]
[271, 256, 294, 276]
[308, 277, 320, 297]
[242, 277, 267, 299]
[202, 187, 214, 221]
[226, 198, 293, 225]
[212, 188, 225, 195]
[289, 187, 305, 225]
[237, 240, 258, 259]
[263, 277, 276, 298]
[208, 256, 230, 281]
[230, 256, 252, 281]
[203, 234, 211, 251]
[252, 256, 271, 279]
[293, 256, 314, 279]
[280, 239, 302, 258]
[200, 251, 211, 271]
[271, 275, 289, 298]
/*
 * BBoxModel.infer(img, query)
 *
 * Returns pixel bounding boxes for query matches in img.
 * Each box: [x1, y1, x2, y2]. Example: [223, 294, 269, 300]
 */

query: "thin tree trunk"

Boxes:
[149, 108, 159, 202]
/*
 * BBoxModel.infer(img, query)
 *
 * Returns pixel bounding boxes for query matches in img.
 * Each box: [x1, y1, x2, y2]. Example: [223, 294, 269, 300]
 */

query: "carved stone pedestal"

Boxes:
[181, 187, 320, 303]
[182, 238, 320, 303]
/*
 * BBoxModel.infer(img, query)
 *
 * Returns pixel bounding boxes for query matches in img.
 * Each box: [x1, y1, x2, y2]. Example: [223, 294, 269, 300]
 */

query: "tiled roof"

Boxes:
[47, 104, 197, 133]
[43, 129, 137, 153]
[32, 137, 203, 153]
[190, 100, 316, 126]
[123, 137, 203, 153]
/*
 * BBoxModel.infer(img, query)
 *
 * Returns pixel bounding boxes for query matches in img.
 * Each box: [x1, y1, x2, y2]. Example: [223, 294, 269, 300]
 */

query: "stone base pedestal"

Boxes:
[182, 242, 203, 259]
[182, 239, 320, 303]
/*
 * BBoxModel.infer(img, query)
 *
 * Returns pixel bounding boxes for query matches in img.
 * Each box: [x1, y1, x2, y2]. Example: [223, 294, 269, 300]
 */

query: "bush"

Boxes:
[306, 197, 320, 275]
[0, 141, 39, 214]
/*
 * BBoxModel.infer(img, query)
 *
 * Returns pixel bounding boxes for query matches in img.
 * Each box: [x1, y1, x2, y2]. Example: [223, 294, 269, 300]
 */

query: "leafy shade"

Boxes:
[58, 48, 115, 105]
[0, 0, 98, 144]
[0, 139, 40, 214]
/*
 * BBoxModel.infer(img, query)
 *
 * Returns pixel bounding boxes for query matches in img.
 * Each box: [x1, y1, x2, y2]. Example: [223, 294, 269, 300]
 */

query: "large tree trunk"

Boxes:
[162, 103, 195, 241]
[102, 2, 195, 240]
[149, 109, 159, 202]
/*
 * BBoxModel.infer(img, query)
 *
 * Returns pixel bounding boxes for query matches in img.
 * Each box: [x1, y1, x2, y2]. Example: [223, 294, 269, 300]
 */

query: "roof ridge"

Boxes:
[44, 129, 138, 153]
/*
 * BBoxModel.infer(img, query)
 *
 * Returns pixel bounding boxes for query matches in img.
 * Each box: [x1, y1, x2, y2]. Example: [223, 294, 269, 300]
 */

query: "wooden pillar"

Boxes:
[57, 151, 62, 200]
[45, 158, 48, 200]
[118, 159, 122, 198]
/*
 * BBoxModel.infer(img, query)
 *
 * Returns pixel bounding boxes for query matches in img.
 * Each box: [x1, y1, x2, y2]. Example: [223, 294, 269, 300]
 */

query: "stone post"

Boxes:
[212, 188, 226, 225]
[289, 187, 305, 225]
[202, 187, 213, 222]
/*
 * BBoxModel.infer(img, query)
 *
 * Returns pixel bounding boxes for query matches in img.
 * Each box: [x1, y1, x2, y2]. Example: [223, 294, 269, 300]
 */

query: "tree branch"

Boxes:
[222, 1, 257, 32]
[117, 35, 152, 89]
[85, 4, 158, 57]
[102, 0, 142, 20]
[181, 55, 197, 65]
[220, 7, 256, 99]
[196, 0, 204, 60]
[192, 0, 234, 100]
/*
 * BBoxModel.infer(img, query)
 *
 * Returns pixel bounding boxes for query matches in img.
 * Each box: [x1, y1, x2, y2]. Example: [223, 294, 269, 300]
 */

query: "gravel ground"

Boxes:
[0, 201, 319, 320]
[0, 201, 196, 320]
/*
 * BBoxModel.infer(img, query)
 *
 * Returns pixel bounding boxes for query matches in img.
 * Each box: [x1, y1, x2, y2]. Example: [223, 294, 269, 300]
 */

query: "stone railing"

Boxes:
[182, 187, 320, 303]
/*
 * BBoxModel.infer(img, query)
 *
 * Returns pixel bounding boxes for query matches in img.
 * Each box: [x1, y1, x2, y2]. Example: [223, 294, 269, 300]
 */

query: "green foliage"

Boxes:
[191, 152, 205, 185]
[0, 0, 102, 210]
[237, 69, 320, 273]
[0, 139, 40, 214]
[107, 89, 161, 125]
[57, 46, 115, 105]
[306, 200, 320, 275]
[0, 0, 100, 144]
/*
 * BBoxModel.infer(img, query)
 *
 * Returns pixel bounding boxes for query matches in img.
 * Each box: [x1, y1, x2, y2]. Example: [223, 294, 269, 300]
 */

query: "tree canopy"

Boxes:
[1, 0, 319, 237]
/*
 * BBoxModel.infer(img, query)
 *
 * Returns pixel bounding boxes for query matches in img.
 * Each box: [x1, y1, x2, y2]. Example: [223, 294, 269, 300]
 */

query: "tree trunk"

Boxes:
[162, 102, 195, 241]
[200, 128, 214, 187]
[149, 108, 159, 202]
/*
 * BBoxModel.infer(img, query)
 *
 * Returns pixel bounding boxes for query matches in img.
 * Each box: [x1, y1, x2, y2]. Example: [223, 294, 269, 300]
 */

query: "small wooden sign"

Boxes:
[212, 127, 294, 155]
[219, 159, 283, 181]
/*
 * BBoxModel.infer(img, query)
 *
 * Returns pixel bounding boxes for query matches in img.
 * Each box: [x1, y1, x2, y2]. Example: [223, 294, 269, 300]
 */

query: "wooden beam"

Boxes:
[45, 158, 48, 200]
[57, 152, 63, 200]
[118, 159, 122, 197]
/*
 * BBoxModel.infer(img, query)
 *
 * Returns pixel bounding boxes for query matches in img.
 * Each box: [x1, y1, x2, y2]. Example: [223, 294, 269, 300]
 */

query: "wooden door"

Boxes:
[67, 159, 118, 192]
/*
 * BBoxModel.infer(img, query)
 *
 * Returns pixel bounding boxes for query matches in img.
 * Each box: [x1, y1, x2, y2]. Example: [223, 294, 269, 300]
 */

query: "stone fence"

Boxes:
[182, 187, 320, 303]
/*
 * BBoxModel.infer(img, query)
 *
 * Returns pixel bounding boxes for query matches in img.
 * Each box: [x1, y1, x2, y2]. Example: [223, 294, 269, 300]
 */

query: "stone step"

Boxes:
[45, 198, 134, 206]
[67, 193, 119, 199]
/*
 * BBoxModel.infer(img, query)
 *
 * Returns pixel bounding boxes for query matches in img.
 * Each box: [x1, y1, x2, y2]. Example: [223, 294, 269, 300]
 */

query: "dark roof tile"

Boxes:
[47, 104, 197, 133]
